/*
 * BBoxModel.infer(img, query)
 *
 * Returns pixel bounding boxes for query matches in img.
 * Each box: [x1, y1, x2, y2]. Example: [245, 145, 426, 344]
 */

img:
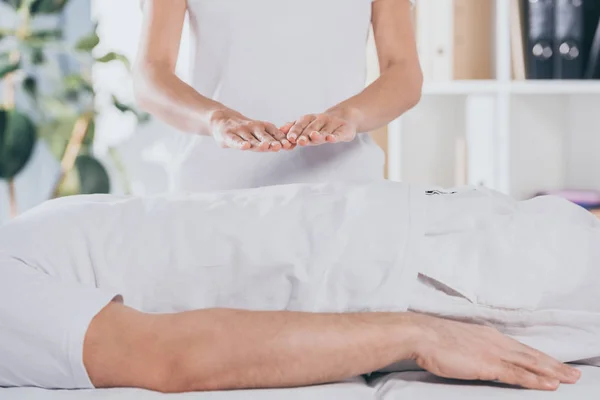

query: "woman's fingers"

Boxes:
[301, 118, 328, 146]
[287, 115, 314, 144]
[496, 361, 560, 391]
[286, 113, 357, 146]
[236, 130, 261, 149]
[329, 123, 356, 143]
[223, 133, 251, 150]
[265, 124, 291, 150]
[218, 113, 355, 150]
[280, 122, 295, 135]
[250, 127, 278, 151]
[320, 121, 344, 143]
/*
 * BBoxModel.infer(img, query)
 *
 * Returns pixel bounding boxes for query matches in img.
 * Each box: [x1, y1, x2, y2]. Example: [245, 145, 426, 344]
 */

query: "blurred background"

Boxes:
[1, 0, 600, 224]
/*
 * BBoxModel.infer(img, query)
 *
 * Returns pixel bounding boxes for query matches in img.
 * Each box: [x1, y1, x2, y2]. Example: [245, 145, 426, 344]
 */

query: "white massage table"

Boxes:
[2, 366, 598, 399]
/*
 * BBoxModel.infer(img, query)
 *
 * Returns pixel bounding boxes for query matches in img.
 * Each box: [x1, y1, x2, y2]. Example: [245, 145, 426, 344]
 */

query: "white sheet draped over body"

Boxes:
[0, 181, 599, 389]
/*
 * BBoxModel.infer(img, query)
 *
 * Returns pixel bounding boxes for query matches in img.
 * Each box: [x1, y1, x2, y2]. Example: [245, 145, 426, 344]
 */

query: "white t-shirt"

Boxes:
[173, 0, 398, 192]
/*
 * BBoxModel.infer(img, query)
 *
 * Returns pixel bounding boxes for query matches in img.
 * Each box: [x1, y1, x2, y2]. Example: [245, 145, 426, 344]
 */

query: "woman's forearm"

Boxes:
[133, 63, 230, 135]
[327, 62, 423, 133]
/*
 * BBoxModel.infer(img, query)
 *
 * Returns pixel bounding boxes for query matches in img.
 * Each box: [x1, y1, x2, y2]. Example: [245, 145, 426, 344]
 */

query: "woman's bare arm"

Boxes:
[133, 0, 287, 151]
[286, 0, 423, 146]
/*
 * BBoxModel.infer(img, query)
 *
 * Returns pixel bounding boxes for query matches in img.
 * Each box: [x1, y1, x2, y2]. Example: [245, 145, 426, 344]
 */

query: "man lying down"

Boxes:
[1, 181, 599, 393]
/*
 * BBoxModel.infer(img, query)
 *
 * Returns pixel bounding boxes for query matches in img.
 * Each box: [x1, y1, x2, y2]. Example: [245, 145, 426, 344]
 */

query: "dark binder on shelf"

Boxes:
[525, 0, 555, 79]
[554, 0, 585, 79]
[584, 18, 600, 79]
[582, 0, 600, 70]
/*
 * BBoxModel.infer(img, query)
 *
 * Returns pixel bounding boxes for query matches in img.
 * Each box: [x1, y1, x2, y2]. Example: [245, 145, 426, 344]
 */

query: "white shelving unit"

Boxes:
[388, 0, 600, 200]
[423, 81, 600, 95]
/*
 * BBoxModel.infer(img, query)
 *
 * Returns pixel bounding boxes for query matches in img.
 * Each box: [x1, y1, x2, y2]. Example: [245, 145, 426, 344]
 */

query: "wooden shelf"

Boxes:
[509, 81, 600, 95]
[422, 80, 499, 95]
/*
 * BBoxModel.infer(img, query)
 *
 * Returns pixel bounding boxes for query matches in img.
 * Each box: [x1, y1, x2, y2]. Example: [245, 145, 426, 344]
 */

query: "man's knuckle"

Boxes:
[520, 352, 538, 364]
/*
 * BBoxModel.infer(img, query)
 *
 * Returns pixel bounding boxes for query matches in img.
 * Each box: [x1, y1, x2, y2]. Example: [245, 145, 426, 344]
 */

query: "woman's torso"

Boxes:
[175, 0, 384, 192]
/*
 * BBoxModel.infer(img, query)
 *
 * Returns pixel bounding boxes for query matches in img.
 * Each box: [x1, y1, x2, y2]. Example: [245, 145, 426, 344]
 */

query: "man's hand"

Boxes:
[411, 314, 581, 391]
[283, 111, 358, 147]
[210, 110, 292, 152]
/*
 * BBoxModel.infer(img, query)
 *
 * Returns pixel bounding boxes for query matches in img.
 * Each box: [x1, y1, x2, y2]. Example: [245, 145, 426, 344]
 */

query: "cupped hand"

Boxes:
[411, 314, 581, 391]
[210, 110, 293, 152]
[282, 112, 357, 147]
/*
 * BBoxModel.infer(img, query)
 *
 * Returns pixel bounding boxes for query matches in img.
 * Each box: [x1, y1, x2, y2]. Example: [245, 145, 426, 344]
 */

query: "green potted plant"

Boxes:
[0, 0, 147, 217]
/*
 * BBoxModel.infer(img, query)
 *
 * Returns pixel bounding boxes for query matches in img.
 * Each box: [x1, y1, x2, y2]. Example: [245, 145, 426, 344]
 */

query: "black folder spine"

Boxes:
[554, 0, 585, 79]
[525, 0, 555, 79]
[584, 19, 600, 79]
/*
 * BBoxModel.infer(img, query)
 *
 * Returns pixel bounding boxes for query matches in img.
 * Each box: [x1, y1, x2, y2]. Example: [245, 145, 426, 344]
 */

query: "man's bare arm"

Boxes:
[84, 302, 580, 393]
[84, 303, 417, 392]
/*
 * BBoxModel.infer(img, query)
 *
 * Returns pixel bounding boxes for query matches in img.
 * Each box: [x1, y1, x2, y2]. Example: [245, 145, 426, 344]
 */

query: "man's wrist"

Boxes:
[391, 312, 424, 361]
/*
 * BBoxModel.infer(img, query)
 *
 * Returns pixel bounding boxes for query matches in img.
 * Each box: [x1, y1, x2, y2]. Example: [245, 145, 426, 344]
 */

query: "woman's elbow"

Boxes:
[132, 62, 164, 113]
[405, 66, 423, 110]
[386, 60, 423, 113]
[132, 73, 152, 112]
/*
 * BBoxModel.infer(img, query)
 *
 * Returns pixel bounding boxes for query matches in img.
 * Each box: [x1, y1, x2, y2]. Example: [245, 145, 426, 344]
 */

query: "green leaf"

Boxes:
[30, 47, 45, 64]
[29, 0, 69, 15]
[39, 113, 95, 160]
[38, 118, 72, 159]
[64, 74, 93, 93]
[95, 52, 130, 69]
[114, 96, 148, 123]
[22, 75, 37, 101]
[23, 29, 63, 48]
[0, 0, 23, 11]
[40, 97, 77, 121]
[29, 29, 62, 40]
[107, 146, 131, 194]
[74, 155, 110, 194]
[0, 59, 20, 79]
[0, 29, 16, 42]
[138, 112, 151, 124]
[112, 95, 150, 123]
[62, 74, 94, 103]
[75, 31, 99, 52]
[82, 118, 95, 146]
[112, 95, 131, 114]
[0, 108, 37, 179]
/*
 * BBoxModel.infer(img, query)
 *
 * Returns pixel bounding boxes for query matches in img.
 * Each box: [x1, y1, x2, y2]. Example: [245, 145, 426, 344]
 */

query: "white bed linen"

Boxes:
[371, 365, 600, 399]
[2, 366, 598, 400]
